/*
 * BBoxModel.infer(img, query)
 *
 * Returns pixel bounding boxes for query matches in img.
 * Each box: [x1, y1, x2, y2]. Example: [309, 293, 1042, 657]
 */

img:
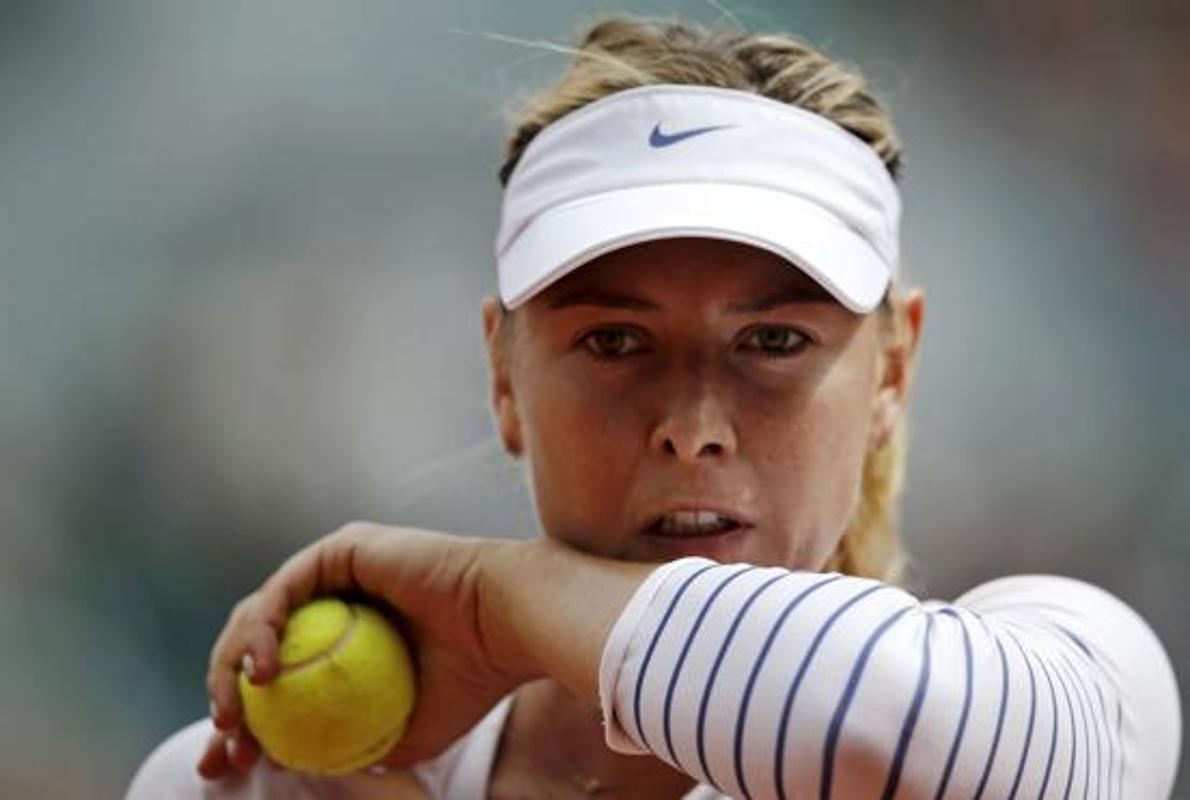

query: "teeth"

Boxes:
[656, 511, 738, 536]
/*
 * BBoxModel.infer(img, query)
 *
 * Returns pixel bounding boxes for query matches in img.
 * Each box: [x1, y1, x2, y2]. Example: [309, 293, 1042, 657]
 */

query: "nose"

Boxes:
[648, 378, 738, 463]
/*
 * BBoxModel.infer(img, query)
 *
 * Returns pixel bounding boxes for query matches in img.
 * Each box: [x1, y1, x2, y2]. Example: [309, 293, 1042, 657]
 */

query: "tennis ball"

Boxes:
[238, 597, 417, 775]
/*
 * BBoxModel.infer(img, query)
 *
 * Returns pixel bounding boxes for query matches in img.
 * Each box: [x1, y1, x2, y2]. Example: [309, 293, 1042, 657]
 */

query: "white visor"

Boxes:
[495, 84, 901, 313]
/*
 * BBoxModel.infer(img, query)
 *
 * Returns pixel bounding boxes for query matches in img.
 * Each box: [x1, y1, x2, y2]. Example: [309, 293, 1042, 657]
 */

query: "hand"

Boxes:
[198, 522, 533, 779]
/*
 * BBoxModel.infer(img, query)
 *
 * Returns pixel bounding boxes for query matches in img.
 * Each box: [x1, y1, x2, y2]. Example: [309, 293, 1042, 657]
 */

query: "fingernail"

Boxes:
[241, 653, 256, 680]
[209, 700, 220, 725]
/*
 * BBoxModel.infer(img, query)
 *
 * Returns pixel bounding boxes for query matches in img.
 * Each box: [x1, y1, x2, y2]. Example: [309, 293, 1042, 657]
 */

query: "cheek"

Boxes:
[522, 367, 631, 463]
[753, 357, 877, 563]
[516, 364, 641, 541]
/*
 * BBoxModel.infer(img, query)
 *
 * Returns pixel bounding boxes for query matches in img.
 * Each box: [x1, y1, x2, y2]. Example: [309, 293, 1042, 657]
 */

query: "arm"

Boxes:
[201, 525, 1180, 798]
[202, 527, 659, 778]
[590, 559, 1182, 799]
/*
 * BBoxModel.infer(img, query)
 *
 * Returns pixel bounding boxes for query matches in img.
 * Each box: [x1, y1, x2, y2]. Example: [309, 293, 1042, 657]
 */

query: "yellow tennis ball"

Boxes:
[238, 597, 417, 775]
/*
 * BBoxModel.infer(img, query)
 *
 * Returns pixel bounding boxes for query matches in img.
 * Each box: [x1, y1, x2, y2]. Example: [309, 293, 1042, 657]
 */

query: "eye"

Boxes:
[739, 325, 809, 358]
[578, 327, 648, 360]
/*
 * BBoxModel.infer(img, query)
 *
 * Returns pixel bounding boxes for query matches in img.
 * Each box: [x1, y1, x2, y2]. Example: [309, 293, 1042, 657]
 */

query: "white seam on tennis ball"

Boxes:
[277, 603, 359, 675]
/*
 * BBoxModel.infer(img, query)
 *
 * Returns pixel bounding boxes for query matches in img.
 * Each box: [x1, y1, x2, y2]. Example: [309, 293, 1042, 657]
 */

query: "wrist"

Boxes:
[476, 536, 659, 700]
[475, 537, 551, 685]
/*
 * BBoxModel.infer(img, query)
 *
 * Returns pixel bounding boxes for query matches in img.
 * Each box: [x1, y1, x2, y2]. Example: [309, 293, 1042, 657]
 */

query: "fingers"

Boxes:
[206, 545, 320, 727]
[202, 522, 388, 775]
[207, 604, 254, 731]
[240, 616, 283, 685]
[228, 731, 261, 772]
[266, 522, 374, 603]
[196, 728, 260, 780]
[206, 587, 288, 731]
[206, 650, 242, 733]
[196, 730, 230, 779]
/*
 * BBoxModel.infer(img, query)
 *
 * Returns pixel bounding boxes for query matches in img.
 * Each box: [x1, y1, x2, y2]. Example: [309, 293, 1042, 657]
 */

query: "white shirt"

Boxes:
[599, 560, 1180, 798]
[125, 699, 721, 799]
[127, 562, 1181, 799]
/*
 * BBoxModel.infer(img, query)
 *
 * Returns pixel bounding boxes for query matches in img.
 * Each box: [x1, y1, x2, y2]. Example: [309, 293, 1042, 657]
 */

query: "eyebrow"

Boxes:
[547, 287, 832, 312]
[547, 290, 661, 311]
[725, 288, 833, 313]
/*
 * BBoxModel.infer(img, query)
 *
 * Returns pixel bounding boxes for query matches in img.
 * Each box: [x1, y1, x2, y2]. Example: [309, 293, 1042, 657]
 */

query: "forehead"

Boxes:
[533, 237, 834, 308]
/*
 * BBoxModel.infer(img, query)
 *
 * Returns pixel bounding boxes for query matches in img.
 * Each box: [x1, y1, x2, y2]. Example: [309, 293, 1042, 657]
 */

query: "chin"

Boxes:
[636, 524, 756, 564]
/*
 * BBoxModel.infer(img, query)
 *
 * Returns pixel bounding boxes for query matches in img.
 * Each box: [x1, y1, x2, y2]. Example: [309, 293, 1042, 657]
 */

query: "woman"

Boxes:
[127, 15, 1181, 799]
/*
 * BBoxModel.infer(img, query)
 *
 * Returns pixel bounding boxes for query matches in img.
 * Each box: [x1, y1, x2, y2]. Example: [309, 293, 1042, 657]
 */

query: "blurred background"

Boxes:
[2, 0, 1187, 796]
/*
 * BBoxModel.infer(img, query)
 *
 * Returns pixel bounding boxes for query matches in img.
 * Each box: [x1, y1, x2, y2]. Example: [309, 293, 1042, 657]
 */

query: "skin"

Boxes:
[198, 236, 924, 798]
[486, 237, 922, 569]
[480, 237, 924, 798]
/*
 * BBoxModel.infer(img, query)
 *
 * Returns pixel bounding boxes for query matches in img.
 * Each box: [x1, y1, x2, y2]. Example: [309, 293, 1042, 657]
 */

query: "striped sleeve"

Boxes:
[597, 559, 1181, 799]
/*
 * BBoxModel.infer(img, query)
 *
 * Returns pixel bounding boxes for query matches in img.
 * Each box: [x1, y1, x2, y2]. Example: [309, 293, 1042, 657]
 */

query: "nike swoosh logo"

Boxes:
[648, 123, 736, 148]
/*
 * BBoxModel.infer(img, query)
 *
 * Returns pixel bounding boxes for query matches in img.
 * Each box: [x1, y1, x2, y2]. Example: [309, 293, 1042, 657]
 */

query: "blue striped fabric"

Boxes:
[600, 559, 1181, 799]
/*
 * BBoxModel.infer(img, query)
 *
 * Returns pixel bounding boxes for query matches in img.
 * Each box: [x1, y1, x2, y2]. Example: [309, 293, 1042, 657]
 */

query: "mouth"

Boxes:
[643, 508, 751, 538]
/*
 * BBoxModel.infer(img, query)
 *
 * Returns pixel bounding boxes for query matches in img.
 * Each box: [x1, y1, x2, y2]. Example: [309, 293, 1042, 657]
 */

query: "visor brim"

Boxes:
[497, 182, 891, 313]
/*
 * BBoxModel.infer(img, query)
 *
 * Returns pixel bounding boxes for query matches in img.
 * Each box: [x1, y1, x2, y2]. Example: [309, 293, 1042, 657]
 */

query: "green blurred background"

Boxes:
[1, 0, 1187, 796]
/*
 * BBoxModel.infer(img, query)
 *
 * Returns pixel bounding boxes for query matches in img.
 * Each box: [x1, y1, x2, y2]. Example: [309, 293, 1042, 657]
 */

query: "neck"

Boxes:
[489, 679, 698, 799]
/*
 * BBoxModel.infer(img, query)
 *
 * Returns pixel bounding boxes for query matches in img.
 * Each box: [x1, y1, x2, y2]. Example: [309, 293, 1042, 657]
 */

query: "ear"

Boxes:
[868, 288, 925, 450]
[482, 296, 524, 458]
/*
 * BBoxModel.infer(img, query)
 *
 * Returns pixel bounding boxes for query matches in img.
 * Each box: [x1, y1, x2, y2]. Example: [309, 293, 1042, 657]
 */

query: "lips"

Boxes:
[643, 505, 753, 538]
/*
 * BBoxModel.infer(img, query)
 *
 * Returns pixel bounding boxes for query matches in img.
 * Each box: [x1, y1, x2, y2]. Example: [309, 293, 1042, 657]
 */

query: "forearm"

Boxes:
[479, 537, 659, 700]
[596, 560, 1180, 799]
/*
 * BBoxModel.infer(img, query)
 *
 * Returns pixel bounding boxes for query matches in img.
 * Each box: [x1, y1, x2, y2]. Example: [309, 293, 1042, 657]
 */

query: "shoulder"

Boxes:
[951, 572, 1177, 673]
[952, 573, 1182, 797]
[126, 696, 518, 800]
[124, 718, 429, 800]
[125, 717, 272, 799]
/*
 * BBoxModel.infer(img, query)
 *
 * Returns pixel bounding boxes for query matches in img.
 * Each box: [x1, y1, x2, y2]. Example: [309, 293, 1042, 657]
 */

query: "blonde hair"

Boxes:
[497, 15, 909, 582]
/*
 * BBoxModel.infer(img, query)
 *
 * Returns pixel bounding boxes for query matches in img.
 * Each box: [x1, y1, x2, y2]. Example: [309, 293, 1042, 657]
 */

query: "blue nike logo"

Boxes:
[648, 122, 736, 148]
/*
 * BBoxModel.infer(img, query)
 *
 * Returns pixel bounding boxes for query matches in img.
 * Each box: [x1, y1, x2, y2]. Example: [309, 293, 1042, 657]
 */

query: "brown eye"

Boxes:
[740, 325, 808, 358]
[579, 327, 646, 359]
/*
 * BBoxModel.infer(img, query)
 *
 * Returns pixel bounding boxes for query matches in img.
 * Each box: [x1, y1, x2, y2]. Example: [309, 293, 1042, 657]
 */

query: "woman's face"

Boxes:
[483, 237, 922, 569]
